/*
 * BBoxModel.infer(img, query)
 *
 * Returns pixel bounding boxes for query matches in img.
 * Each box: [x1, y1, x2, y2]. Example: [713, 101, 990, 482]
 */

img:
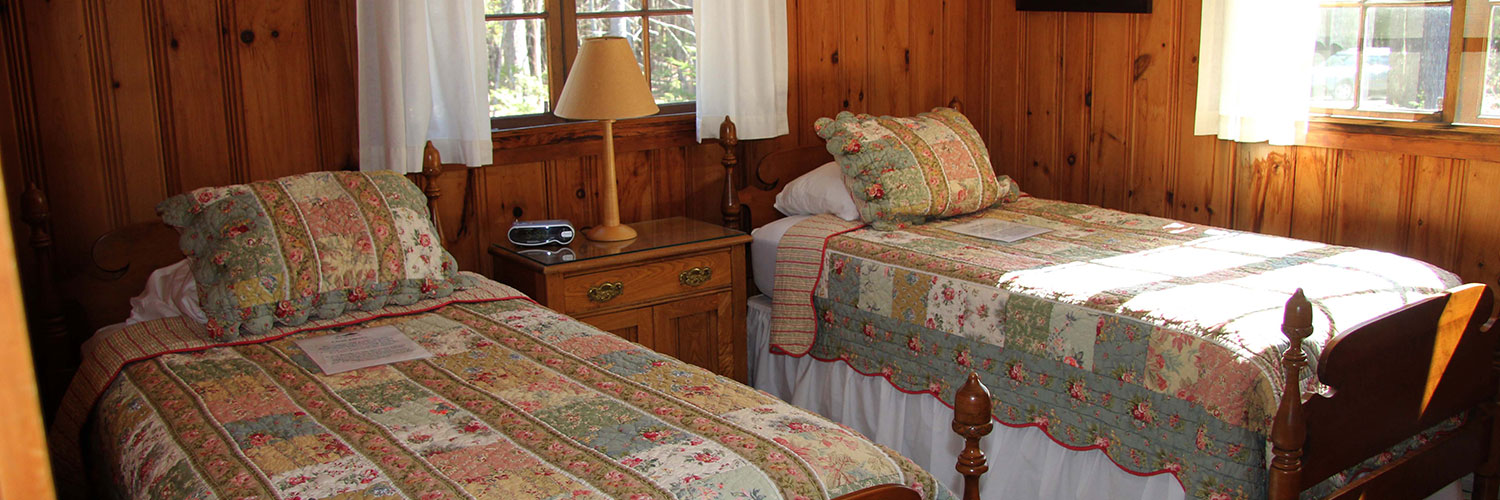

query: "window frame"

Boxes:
[484, 0, 696, 131]
[1308, 0, 1458, 123]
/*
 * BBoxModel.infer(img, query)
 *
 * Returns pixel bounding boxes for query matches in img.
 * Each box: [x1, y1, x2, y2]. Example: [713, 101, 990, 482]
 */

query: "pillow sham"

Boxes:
[158, 170, 464, 340]
[814, 107, 1020, 230]
[773, 161, 860, 221]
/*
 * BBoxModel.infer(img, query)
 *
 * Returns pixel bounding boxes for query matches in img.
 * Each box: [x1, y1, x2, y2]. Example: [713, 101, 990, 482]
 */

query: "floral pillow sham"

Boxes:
[157, 170, 464, 340]
[814, 107, 1020, 230]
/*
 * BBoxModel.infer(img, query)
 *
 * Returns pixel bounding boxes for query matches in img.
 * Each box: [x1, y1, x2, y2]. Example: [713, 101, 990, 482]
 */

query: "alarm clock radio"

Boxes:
[508, 220, 575, 247]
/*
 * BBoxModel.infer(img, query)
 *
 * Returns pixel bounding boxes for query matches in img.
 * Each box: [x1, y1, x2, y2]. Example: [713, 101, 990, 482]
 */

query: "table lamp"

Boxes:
[555, 36, 660, 241]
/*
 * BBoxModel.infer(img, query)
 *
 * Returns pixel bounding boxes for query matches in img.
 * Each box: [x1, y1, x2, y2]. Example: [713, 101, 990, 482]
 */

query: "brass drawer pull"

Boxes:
[588, 281, 624, 303]
[679, 266, 713, 287]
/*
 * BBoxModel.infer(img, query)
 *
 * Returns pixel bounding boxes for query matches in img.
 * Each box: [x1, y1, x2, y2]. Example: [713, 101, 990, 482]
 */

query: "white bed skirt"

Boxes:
[749, 295, 1185, 500]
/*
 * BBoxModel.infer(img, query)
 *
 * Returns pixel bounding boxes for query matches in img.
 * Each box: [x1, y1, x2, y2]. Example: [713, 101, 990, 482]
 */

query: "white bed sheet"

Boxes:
[749, 215, 812, 292]
[747, 295, 1460, 500]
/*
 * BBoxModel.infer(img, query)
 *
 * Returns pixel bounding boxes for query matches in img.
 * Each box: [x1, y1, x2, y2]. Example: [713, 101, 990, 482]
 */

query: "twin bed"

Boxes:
[712, 103, 1500, 500]
[21, 101, 1500, 500]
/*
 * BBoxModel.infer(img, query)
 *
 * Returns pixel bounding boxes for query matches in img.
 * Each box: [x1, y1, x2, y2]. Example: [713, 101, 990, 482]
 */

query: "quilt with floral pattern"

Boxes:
[62, 274, 949, 500]
[767, 197, 1462, 499]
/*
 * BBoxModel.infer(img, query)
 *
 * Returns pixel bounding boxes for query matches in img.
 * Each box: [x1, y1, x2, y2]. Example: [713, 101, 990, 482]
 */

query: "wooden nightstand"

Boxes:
[490, 217, 753, 382]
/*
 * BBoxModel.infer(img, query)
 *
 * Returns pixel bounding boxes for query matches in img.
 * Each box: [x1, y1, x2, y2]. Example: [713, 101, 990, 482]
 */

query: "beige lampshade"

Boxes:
[555, 37, 660, 120]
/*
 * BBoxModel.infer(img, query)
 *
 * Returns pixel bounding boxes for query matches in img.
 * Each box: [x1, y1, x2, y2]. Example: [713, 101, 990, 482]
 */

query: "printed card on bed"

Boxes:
[943, 218, 1051, 242]
[293, 325, 433, 374]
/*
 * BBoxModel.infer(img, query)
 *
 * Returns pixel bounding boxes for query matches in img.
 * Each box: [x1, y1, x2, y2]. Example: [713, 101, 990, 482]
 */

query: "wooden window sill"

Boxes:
[488, 112, 699, 165]
[1304, 117, 1500, 162]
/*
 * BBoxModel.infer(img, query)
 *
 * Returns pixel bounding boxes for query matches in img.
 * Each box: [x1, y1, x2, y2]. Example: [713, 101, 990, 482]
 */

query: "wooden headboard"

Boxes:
[19, 142, 449, 418]
[712, 98, 968, 232]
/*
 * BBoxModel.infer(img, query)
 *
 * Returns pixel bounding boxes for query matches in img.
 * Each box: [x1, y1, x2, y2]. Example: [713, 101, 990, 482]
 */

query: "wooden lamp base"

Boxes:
[585, 223, 637, 242]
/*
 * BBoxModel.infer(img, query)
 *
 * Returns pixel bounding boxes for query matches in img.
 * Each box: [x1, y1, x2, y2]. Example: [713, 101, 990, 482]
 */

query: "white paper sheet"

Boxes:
[943, 219, 1051, 243]
[293, 325, 434, 374]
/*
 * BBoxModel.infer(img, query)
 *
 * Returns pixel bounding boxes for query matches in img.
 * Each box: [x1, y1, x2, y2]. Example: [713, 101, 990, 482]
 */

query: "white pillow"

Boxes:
[125, 259, 207, 325]
[773, 162, 860, 221]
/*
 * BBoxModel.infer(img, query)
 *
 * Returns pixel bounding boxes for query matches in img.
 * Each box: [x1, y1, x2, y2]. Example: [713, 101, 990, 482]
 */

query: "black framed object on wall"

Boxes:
[1016, 0, 1150, 13]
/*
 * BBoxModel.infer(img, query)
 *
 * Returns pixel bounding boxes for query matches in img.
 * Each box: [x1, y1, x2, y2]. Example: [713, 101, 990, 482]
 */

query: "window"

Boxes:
[483, 0, 696, 128]
[1310, 1, 1452, 120]
[1307, 0, 1500, 126]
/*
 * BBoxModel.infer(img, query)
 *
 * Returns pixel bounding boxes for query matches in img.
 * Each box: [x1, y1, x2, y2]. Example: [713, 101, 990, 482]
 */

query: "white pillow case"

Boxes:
[773, 161, 860, 221]
[126, 259, 207, 325]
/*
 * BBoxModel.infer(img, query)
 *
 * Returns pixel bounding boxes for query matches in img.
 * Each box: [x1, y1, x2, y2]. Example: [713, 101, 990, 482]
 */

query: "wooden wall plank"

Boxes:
[1232, 144, 1293, 236]
[1332, 150, 1407, 253]
[1087, 13, 1132, 210]
[794, 0, 840, 145]
[1457, 160, 1500, 287]
[1057, 12, 1092, 204]
[103, 0, 168, 223]
[160, 0, 234, 191]
[1169, 0, 1218, 225]
[988, 0, 1024, 179]
[911, 0, 943, 112]
[866, 0, 910, 116]
[1125, 0, 1177, 217]
[838, 0, 868, 114]
[1289, 147, 1336, 242]
[1406, 157, 1463, 269]
[1020, 12, 1061, 199]
[233, 0, 319, 180]
[480, 162, 549, 275]
[307, 0, 357, 171]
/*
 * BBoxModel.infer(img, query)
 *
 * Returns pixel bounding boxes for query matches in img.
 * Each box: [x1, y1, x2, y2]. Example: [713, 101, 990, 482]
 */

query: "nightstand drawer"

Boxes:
[562, 250, 732, 313]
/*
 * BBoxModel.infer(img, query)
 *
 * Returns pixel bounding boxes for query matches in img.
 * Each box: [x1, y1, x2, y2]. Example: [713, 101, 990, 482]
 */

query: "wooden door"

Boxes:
[0, 170, 55, 497]
[578, 307, 656, 346]
[652, 291, 734, 379]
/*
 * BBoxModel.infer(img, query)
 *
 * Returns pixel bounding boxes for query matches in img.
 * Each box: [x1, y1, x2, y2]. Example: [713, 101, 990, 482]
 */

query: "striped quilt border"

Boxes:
[768, 215, 867, 356]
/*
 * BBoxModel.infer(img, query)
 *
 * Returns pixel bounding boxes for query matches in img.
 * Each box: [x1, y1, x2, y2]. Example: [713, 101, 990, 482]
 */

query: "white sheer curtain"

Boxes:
[693, 0, 789, 140]
[1195, 0, 1319, 146]
[358, 0, 493, 173]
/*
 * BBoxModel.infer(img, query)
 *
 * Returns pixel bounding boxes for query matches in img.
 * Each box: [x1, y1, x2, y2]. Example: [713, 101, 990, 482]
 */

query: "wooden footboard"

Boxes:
[1270, 285, 1499, 499]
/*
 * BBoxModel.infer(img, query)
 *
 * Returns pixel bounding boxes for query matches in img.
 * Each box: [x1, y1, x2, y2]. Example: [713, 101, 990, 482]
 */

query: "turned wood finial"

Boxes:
[718, 116, 744, 232]
[947, 97, 964, 113]
[420, 141, 444, 241]
[20, 183, 52, 250]
[1269, 289, 1314, 500]
[953, 372, 993, 500]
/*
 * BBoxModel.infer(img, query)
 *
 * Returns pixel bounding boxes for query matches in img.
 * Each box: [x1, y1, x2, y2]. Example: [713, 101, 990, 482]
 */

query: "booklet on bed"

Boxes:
[294, 325, 434, 374]
[943, 218, 1052, 243]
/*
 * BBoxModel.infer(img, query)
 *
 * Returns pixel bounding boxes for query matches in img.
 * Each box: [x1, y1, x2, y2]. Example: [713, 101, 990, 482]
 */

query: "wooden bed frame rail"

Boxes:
[714, 102, 1500, 499]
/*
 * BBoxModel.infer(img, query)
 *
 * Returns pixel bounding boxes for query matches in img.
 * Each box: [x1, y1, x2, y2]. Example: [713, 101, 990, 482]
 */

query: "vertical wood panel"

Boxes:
[1406, 157, 1463, 270]
[838, 0, 868, 114]
[1088, 14, 1132, 210]
[1332, 150, 1407, 252]
[1289, 147, 1336, 242]
[234, 0, 318, 180]
[794, 0, 840, 145]
[161, 0, 234, 191]
[1170, 0, 1219, 225]
[103, 0, 168, 223]
[481, 163, 549, 275]
[549, 158, 598, 230]
[1232, 144, 1293, 236]
[1020, 12, 1061, 199]
[910, 0, 943, 113]
[1126, 0, 1177, 217]
[866, 0, 911, 116]
[1057, 12, 1092, 204]
[988, 1, 1023, 178]
[1457, 161, 1500, 287]
[307, 0, 357, 171]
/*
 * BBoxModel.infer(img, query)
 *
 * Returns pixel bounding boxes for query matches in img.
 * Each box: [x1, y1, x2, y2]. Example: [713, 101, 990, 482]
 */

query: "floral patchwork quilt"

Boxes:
[767, 197, 1462, 499]
[56, 274, 950, 500]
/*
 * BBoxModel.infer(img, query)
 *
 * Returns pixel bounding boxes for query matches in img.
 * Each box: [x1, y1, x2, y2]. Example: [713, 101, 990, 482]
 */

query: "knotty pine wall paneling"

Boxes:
[984, 0, 1500, 289]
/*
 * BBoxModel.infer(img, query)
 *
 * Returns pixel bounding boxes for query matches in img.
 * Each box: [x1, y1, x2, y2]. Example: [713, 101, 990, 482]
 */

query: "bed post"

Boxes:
[1268, 289, 1313, 500]
[953, 372, 993, 500]
[717, 117, 744, 232]
[418, 141, 444, 241]
[1477, 279, 1500, 500]
[948, 97, 963, 113]
[19, 183, 72, 416]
